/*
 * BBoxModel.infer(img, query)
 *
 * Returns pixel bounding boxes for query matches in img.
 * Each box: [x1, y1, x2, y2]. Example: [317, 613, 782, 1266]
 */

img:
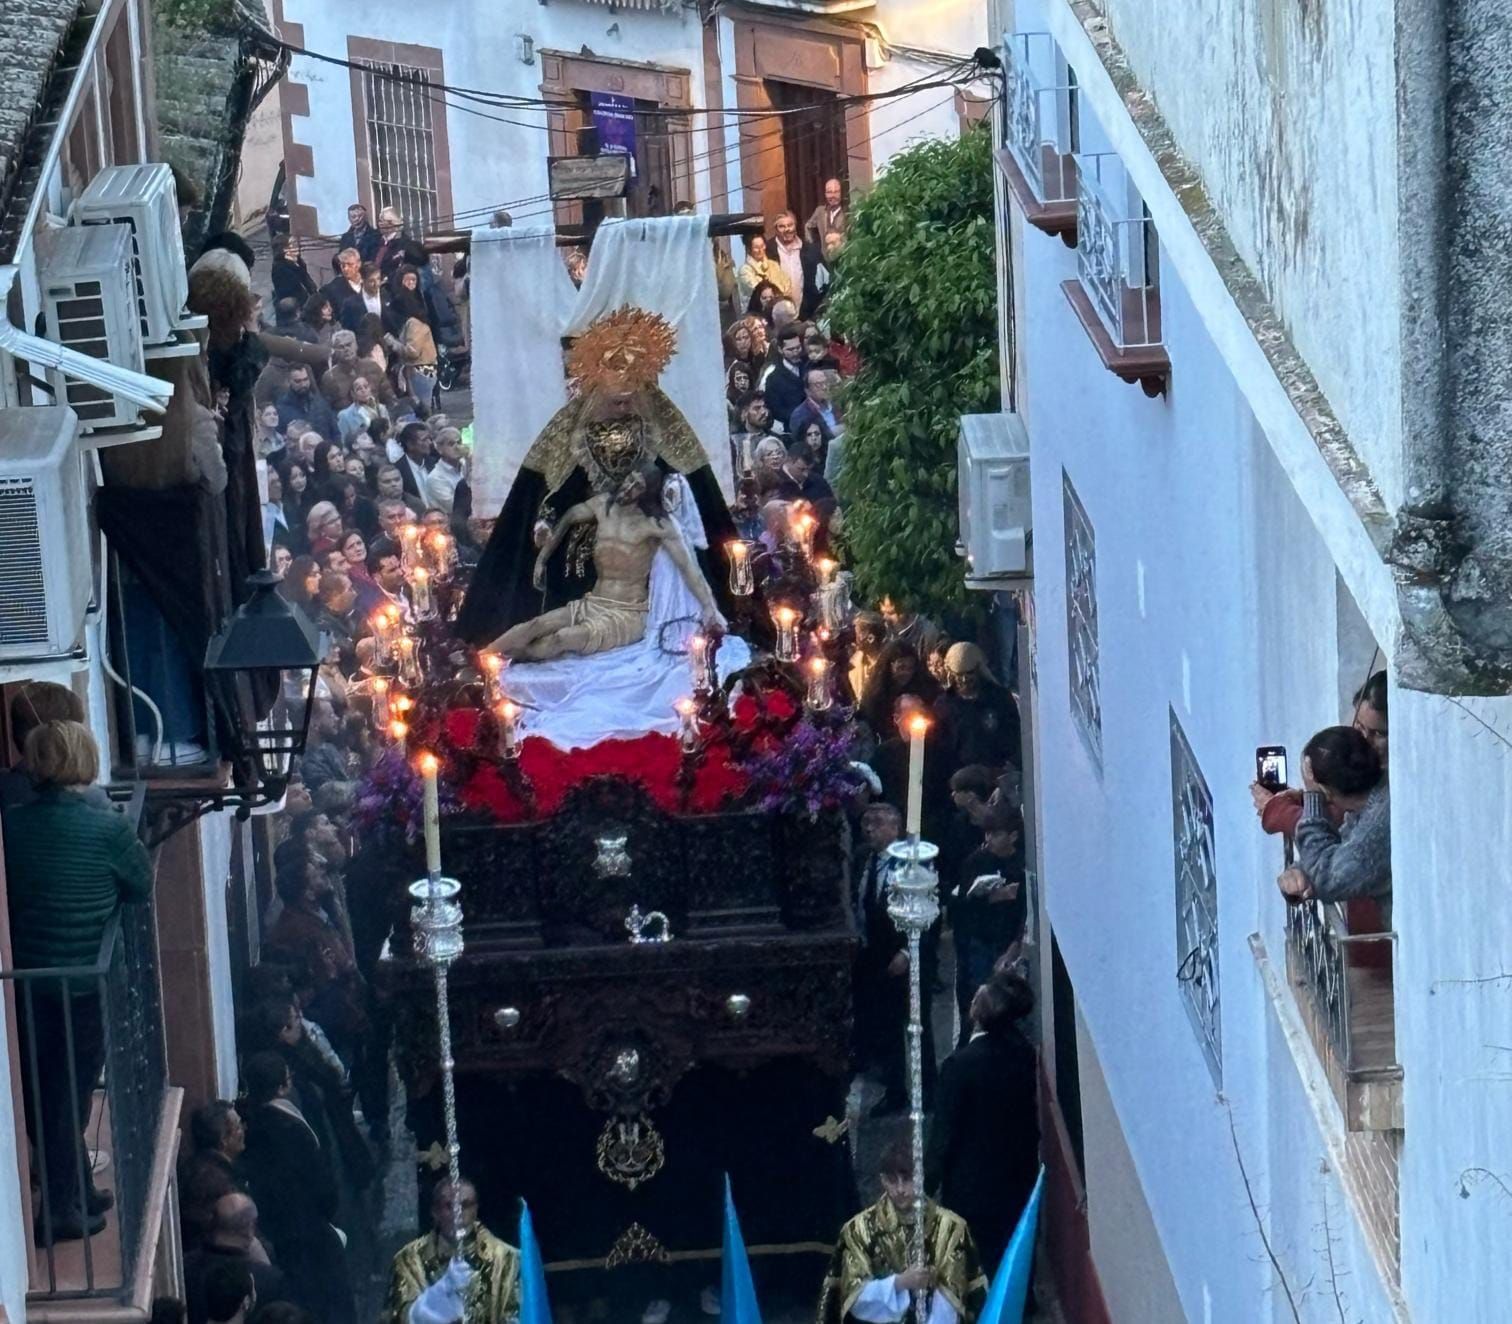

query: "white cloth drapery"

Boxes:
[468, 215, 732, 516]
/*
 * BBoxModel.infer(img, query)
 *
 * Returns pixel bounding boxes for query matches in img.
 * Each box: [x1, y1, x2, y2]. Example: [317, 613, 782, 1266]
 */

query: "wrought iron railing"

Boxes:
[1, 888, 166, 1298]
[1003, 32, 1077, 206]
[1285, 898, 1397, 1075]
[1075, 151, 1161, 350]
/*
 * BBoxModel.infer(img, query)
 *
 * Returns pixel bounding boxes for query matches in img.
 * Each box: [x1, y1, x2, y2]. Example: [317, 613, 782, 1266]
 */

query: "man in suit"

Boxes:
[320, 248, 364, 317]
[336, 203, 381, 265]
[395, 422, 434, 503]
[771, 210, 824, 318]
[758, 323, 808, 429]
[178, 1101, 249, 1252]
[925, 973, 1040, 1276]
[339, 262, 388, 332]
[240, 1052, 355, 1324]
[785, 366, 841, 467]
[183, 1193, 291, 1324]
[804, 177, 847, 249]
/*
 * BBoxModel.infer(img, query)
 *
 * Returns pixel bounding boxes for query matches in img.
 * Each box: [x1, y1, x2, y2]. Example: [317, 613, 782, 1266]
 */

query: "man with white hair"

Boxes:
[320, 247, 363, 316]
[771, 210, 822, 318]
[425, 428, 468, 516]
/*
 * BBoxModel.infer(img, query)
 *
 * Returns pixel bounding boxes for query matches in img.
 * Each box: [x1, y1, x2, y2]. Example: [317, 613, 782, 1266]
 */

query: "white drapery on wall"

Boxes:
[468, 215, 731, 516]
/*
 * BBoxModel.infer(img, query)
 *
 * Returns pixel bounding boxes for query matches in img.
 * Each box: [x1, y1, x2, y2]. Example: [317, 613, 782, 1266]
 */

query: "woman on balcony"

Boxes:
[3, 720, 153, 1243]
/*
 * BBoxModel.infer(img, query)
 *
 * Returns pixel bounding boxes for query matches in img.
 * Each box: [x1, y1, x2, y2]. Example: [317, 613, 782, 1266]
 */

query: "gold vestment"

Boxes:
[384, 1225, 520, 1324]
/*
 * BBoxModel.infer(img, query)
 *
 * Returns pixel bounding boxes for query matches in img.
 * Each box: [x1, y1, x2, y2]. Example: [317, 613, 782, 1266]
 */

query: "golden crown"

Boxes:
[567, 306, 678, 393]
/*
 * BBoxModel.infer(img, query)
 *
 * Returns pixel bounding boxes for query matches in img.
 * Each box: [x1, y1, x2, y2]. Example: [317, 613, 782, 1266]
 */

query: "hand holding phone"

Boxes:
[1255, 745, 1288, 791]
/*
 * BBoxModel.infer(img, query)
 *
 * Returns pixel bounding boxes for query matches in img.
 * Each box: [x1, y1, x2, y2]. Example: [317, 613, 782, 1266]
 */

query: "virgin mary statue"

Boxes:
[456, 307, 737, 647]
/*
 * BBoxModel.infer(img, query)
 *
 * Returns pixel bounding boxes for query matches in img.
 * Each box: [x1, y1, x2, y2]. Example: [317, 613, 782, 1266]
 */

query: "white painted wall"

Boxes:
[282, 0, 712, 238]
[1084, 0, 1405, 512]
[1015, 209, 1399, 1320]
[867, 0, 988, 166]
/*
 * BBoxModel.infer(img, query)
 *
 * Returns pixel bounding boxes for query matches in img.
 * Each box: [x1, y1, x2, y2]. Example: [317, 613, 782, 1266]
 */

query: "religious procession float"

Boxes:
[355, 308, 893, 1289]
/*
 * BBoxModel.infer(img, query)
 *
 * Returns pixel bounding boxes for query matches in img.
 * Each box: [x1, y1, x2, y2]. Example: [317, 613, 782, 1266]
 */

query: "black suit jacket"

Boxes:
[338, 290, 388, 333]
[184, 1245, 290, 1324]
[925, 1029, 1039, 1232]
[337, 225, 381, 264]
[241, 1101, 338, 1245]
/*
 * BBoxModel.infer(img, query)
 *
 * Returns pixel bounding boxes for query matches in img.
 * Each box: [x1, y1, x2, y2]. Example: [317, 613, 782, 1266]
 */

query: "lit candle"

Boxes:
[688, 634, 711, 693]
[371, 676, 391, 729]
[393, 693, 414, 720]
[420, 752, 441, 876]
[411, 566, 433, 617]
[791, 511, 815, 561]
[905, 713, 929, 838]
[389, 718, 408, 755]
[372, 610, 395, 665]
[480, 651, 505, 704]
[675, 698, 700, 753]
[400, 524, 422, 574]
[815, 557, 837, 586]
[497, 700, 519, 760]
[397, 635, 423, 686]
[728, 540, 754, 597]
[430, 532, 453, 578]
[774, 606, 800, 662]
[805, 655, 831, 711]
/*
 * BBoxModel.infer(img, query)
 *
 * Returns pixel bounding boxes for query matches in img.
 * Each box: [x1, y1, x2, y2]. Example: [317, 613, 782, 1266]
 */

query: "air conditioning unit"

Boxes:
[38, 223, 146, 430]
[958, 411, 1031, 580]
[73, 164, 189, 346]
[0, 407, 90, 661]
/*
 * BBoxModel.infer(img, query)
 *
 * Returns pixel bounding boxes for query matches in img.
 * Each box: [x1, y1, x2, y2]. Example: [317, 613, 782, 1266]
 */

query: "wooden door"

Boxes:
[767, 81, 846, 231]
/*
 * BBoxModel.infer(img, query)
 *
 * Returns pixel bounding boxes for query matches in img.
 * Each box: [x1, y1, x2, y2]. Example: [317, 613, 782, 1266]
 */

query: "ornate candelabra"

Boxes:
[886, 837, 940, 1324]
[409, 871, 466, 1246]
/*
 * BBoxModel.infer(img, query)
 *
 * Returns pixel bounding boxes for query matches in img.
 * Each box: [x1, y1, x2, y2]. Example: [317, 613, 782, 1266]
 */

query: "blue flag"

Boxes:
[721, 1174, 764, 1324]
[978, 1167, 1046, 1324]
[519, 1200, 554, 1324]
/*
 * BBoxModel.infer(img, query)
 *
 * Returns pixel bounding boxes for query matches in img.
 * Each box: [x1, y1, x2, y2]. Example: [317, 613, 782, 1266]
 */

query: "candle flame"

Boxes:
[398, 636, 414, 652]
[499, 700, 519, 719]
[728, 540, 748, 558]
[809, 656, 828, 674]
[390, 720, 408, 740]
[418, 752, 439, 775]
[481, 652, 504, 674]
[413, 567, 429, 583]
[817, 557, 835, 573]
[394, 695, 413, 713]
[775, 606, 797, 625]
[372, 677, 389, 693]
[675, 698, 695, 716]
[401, 524, 420, 542]
[908, 714, 931, 737]
[386, 606, 401, 624]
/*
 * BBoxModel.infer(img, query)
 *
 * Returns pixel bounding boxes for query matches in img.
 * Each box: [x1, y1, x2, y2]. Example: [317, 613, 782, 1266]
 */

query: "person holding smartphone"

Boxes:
[951, 803, 1028, 1048]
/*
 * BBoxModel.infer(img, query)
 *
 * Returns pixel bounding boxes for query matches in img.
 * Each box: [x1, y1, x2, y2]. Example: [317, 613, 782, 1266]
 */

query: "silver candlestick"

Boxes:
[886, 837, 940, 1324]
[409, 873, 465, 1246]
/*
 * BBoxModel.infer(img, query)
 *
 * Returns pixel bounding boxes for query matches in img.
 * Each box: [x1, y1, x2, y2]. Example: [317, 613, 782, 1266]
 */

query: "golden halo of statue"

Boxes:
[567, 305, 678, 395]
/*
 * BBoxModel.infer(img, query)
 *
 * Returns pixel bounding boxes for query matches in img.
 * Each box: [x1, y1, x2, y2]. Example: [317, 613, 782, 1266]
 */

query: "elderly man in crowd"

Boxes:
[424, 427, 468, 516]
[320, 247, 364, 318]
[805, 177, 847, 249]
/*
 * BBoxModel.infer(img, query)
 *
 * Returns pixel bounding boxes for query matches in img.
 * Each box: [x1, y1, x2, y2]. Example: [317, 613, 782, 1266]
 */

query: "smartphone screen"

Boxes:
[1256, 745, 1287, 790]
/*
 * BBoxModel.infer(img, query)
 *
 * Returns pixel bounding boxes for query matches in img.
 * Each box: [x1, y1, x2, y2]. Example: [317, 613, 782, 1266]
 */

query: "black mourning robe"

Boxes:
[456, 389, 738, 646]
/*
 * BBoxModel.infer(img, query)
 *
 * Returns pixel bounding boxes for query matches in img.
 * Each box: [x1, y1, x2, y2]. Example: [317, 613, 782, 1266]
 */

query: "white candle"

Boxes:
[480, 651, 504, 704]
[420, 752, 441, 875]
[805, 655, 831, 711]
[400, 524, 422, 574]
[398, 635, 423, 686]
[774, 606, 800, 661]
[728, 540, 754, 596]
[372, 610, 395, 665]
[371, 676, 391, 729]
[430, 532, 454, 578]
[905, 713, 929, 837]
[390, 718, 408, 755]
[411, 567, 433, 617]
[675, 698, 700, 753]
[497, 700, 519, 759]
[815, 557, 837, 586]
[688, 634, 710, 693]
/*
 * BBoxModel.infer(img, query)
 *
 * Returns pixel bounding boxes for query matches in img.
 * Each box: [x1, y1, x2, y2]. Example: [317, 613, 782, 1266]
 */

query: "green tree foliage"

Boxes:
[827, 125, 999, 620]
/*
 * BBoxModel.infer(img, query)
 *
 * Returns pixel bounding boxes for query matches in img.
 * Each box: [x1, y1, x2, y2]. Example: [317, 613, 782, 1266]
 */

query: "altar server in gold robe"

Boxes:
[818, 1139, 987, 1324]
[386, 1177, 520, 1324]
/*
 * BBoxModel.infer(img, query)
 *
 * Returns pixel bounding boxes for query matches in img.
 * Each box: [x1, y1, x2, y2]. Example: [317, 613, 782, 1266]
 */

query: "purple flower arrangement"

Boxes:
[736, 715, 868, 821]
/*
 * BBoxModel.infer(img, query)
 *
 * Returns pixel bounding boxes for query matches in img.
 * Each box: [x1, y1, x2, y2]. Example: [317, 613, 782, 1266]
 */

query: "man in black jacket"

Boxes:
[336, 203, 381, 265]
[240, 1053, 355, 1324]
[925, 973, 1040, 1275]
[758, 323, 808, 429]
[952, 802, 1029, 1046]
[184, 1194, 291, 1324]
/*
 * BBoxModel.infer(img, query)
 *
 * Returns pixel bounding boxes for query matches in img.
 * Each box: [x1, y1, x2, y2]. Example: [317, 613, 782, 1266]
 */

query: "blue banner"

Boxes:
[591, 92, 638, 178]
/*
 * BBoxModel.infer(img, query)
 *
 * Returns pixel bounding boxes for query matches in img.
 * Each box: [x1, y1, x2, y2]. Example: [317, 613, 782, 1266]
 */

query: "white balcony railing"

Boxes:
[1075, 151, 1161, 351]
[1003, 33, 1076, 207]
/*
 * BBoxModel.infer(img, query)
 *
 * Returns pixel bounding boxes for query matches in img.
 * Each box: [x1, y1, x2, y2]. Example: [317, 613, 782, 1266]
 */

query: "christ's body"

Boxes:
[491, 466, 725, 661]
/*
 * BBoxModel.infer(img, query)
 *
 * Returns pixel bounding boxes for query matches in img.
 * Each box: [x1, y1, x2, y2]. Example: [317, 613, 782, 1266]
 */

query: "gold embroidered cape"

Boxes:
[384, 1225, 520, 1324]
[522, 386, 711, 498]
[817, 1197, 987, 1324]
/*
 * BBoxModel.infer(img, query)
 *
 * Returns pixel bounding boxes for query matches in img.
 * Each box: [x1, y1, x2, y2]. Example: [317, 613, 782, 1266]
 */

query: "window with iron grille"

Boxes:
[358, 60, 441, 236]
[1170, 708, 1221, 1085]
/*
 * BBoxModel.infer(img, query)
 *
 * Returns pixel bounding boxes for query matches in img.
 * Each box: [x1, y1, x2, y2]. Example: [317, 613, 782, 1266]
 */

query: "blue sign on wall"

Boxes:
[591, 92, 638, 178]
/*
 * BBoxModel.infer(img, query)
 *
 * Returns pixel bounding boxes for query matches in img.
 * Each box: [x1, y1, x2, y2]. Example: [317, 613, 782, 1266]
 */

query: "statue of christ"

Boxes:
[490, 462, 726, 662]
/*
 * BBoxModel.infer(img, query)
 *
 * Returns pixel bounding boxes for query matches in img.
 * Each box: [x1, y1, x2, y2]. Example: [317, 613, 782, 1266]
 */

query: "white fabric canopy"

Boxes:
[468, 215, 732, 517]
